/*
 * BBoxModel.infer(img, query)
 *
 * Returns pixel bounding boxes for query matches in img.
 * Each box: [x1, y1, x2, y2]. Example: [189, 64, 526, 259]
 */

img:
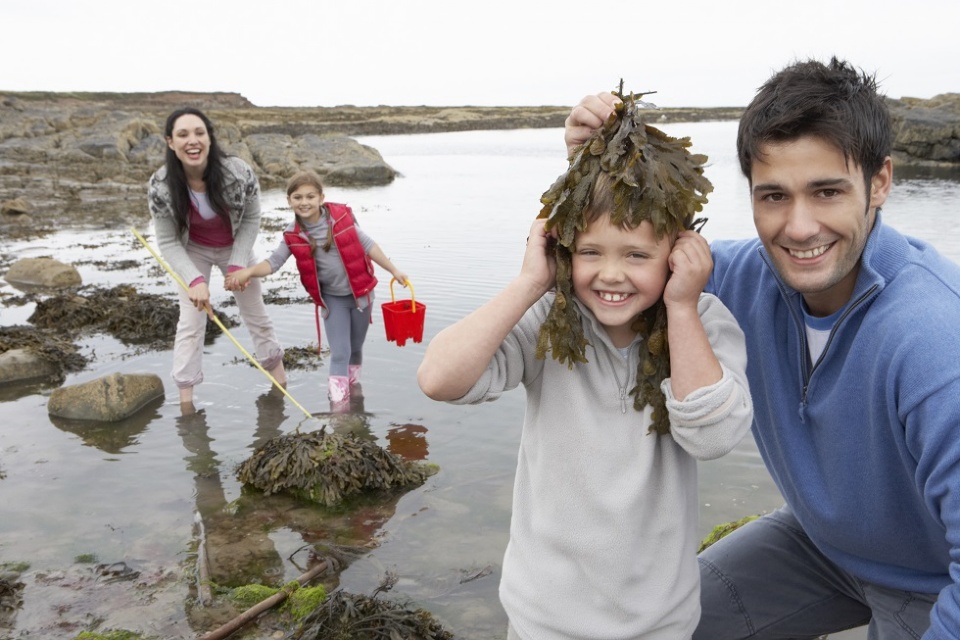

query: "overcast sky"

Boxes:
[3, 0, 958, 108]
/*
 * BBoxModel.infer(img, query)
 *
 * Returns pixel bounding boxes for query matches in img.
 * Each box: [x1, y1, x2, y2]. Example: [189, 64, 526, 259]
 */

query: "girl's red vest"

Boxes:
[283, 202, 377, 348]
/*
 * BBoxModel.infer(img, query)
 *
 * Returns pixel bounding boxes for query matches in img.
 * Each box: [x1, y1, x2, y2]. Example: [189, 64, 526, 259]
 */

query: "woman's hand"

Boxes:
[188, 281, 211, 311]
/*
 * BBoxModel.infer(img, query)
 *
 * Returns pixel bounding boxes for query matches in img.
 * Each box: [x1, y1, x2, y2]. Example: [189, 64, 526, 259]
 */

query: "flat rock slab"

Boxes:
[4, 257, 81, 288]
[48, 372, 165, 421]
[0, 348, 60, 386]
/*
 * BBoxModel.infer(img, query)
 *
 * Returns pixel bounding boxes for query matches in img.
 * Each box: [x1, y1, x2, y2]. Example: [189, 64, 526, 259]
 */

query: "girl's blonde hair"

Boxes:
[286, 170, 333, 251]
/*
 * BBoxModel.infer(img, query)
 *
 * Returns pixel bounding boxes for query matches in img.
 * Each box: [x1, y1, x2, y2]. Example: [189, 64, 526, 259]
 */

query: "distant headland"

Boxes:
[0, 90, 956, 236]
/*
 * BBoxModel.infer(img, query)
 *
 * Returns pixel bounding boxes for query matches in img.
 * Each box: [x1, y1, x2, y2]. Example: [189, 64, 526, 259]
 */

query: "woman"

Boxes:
[147, 107, 285, 405]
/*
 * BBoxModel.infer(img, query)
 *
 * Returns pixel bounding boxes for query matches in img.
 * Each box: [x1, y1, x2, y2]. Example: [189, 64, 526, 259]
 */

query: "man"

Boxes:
[565, 58, 960, 638]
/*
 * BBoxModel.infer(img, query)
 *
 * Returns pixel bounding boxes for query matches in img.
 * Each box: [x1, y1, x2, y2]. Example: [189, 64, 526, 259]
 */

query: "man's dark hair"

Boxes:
[737, 57, 892, 187]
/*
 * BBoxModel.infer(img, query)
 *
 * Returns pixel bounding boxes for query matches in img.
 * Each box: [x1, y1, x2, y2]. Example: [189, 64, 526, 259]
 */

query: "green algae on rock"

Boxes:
[536, 82, 713, 435]
[698, 514, 759, 552]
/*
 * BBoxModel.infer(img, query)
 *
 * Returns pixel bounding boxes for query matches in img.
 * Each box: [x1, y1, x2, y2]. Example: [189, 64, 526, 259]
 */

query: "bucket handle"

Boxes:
[389, 278, 416, 312]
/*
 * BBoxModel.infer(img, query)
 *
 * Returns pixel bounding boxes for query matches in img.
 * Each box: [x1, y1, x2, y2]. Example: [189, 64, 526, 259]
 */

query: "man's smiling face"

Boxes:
[750, 135, 891, 316]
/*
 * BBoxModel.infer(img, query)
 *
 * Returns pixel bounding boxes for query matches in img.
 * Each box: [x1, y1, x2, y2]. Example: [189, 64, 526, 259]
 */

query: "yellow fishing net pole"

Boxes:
[131, 227, 314, 420]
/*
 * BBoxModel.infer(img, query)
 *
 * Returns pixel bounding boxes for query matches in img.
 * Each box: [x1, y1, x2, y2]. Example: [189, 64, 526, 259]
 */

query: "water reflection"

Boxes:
[177, 404, 284, 588]
[386, 424, 430, 461]
[175, 385, 433, 601]
[49, 396, 163, 454]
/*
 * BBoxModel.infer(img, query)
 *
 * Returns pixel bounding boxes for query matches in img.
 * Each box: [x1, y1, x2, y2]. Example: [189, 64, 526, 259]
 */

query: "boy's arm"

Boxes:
[417, 219, 555, 401]
[664, 231, 722, 399]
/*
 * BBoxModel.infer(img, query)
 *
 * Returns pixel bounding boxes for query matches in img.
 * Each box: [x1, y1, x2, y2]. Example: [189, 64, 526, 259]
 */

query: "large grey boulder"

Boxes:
[245, 133, 397, 187]
[47, 372, 165, 421]
[888, 93, 960, 167]
[4, 257, 82, 288]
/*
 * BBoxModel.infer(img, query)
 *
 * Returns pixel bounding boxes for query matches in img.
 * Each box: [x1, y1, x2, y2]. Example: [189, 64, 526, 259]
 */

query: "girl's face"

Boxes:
[287, 184, 324, 221]
[166, 114, 210, 175]
[572, 214, 672, 348]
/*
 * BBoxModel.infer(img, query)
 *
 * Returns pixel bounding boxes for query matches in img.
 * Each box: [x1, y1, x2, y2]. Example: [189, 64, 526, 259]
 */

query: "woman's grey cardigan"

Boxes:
[146, 156, 262, 284]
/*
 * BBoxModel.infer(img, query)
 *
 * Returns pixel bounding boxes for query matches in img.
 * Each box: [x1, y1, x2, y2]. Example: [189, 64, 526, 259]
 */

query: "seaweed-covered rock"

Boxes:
[237, 431, 436, 507]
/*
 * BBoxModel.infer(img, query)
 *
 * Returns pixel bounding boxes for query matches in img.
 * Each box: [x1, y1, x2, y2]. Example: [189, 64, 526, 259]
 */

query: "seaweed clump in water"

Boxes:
[289, 584, 454, 640]
[28, 284, 236, 347]
[536, 81, 713, 435]
[236, 430, 436, 507]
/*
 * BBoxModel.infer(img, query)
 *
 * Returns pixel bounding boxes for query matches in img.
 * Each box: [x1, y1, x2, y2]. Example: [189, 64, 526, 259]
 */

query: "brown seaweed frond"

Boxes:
[236, 430, 434, 507]
[289, 585, 455, 639]
[629, 302, 671, 434]
[535, 81, 714, 434]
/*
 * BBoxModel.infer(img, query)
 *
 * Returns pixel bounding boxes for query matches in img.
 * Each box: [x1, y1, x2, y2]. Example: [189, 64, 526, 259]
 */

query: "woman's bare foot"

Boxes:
[268, 361, 287, 388]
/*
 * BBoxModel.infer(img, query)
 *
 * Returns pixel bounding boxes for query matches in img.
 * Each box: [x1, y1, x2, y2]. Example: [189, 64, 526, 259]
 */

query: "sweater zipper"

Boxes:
[604, 345, 633, 414]
[798, 284, 879, 403]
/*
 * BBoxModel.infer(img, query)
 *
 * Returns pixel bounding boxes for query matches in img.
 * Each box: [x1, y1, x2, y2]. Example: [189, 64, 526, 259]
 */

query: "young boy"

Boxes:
[417, 92, 753, 639]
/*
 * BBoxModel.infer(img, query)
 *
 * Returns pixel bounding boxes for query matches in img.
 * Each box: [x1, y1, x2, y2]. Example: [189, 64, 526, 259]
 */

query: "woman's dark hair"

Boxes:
[737, 57, 892, 192]
[163, 107, 232, 235]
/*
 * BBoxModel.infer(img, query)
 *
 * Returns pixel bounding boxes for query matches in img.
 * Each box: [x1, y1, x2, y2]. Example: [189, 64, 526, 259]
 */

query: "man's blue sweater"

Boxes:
[708, 214, 960, 638]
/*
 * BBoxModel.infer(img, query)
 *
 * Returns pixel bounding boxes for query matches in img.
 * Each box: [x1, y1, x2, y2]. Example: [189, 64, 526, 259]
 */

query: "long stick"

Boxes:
[131, 227, 314, 420]
[199, 559, 330, 640]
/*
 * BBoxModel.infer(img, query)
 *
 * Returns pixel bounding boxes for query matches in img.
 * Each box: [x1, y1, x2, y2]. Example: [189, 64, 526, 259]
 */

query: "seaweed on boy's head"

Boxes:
[535, 84, 713, 434]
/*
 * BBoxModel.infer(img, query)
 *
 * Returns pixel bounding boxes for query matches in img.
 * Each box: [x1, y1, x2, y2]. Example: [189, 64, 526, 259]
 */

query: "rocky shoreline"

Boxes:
[0, 90, 957, 236]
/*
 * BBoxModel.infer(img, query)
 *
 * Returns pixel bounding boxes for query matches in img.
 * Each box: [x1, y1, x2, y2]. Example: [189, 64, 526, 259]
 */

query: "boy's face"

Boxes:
[572, 215, 671, 348]
[750, 135, 891, 316]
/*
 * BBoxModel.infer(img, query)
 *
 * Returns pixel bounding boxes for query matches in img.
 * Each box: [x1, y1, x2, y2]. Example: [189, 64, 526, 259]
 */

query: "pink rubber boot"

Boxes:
[328, 375, 350, 412]
[348, 365, 362, 386]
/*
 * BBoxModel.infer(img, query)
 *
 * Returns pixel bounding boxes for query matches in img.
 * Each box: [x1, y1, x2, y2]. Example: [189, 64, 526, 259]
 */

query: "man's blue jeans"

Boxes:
[695, 505, 936, 640]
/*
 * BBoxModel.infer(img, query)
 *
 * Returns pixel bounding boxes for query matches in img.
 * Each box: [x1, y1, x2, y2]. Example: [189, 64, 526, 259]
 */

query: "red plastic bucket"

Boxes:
[381, 278, 425, 347]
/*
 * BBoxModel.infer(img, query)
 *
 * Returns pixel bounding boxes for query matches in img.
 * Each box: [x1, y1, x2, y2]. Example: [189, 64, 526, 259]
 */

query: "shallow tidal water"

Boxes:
[1, 123, 958, 639]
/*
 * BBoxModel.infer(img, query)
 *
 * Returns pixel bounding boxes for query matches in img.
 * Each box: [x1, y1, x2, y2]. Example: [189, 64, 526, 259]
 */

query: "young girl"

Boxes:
[227, 170, 407, 410]
[417, 94, 753, 639]
[147, 107, 285, 407]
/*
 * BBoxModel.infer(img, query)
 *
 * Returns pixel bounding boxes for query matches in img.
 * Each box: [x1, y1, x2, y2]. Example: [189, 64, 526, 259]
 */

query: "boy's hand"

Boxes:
[664, 231, 712, 309]
[564, 92, 619, 155]
[519, 218, 557, 297]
